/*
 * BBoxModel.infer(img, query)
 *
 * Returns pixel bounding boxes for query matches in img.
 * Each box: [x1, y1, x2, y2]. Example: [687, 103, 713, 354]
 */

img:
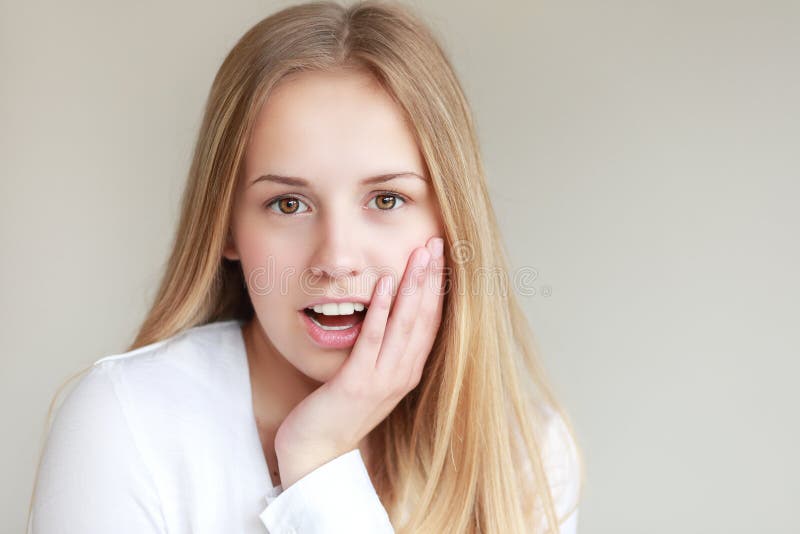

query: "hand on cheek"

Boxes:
[274, 235, 446, 488]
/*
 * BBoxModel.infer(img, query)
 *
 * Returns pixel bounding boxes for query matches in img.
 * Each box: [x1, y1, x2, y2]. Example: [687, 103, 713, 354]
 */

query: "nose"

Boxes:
[306, 209, 365, 282]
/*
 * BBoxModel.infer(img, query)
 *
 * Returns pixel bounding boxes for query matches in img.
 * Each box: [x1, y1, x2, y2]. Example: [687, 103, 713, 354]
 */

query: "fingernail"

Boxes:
[431, 237, 444, 259]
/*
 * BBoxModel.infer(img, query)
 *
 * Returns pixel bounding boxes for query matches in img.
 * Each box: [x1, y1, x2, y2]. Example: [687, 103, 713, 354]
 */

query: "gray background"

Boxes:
[2, 1, 798, 532]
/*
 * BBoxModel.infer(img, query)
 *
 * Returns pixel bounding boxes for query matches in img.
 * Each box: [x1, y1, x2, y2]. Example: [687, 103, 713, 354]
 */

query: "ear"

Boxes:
[222, 231, 240, 261]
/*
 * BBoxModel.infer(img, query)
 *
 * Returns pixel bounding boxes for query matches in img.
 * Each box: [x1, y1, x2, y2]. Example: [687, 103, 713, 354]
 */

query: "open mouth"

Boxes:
[302, 307, 368, 331]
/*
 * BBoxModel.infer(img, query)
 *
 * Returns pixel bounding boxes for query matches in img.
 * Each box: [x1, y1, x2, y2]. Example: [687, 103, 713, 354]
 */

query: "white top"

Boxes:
[30, 319, 580, 534]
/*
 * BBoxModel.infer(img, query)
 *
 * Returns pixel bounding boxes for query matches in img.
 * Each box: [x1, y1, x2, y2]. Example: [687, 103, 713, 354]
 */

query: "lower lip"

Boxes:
[299, 310, 364, 350]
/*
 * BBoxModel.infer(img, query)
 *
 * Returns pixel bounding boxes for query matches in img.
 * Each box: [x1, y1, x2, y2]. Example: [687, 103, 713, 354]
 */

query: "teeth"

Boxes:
[307, 314, 357, 331]
[309, 302, 367, 315]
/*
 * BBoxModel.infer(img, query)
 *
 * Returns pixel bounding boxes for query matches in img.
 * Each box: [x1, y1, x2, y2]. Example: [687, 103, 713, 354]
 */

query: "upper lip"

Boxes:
[301, 296, 370, 310]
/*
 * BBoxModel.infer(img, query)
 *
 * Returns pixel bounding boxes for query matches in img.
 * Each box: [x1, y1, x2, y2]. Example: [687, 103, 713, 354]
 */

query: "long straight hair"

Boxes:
[31, 2, 584, 532]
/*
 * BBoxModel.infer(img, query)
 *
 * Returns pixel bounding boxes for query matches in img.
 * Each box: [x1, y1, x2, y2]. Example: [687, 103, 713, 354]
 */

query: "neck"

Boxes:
[241, 317, 373, 469]
[243, 318, 319, 428]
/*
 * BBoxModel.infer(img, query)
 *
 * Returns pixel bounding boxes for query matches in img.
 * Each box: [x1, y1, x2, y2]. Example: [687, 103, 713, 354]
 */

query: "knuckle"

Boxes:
[404, 374, 419, 392]
[411, 368, 424, 387]
[418, 303, 435, 323]
[398, 317, 415, 336]
[393, 382, 409, 399]
[406, 360, 423, 388]
[363, 328, 384, 346]
[373, 292, 392, 311]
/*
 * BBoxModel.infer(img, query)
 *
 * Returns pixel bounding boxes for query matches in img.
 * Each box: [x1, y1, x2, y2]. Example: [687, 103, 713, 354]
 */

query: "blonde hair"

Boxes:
[30, 2, 584, 532]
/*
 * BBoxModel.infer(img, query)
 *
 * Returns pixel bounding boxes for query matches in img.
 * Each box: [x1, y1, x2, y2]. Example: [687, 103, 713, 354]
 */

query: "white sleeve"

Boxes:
[259, 448, 394, 534]
[30, 365, 166, 534]
[541, 410, 582, 534]
[560, 507, 579, 534]
[259, 411, 582, 534]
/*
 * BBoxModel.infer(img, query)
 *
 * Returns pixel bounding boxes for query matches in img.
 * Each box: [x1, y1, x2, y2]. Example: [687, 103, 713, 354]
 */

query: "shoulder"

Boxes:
[89, 319, 246, 403]
[33, 319, 259, 531]
[93, 318, 244, 373]
[33, 355, 165, 531]
[49, 319, 248, 453]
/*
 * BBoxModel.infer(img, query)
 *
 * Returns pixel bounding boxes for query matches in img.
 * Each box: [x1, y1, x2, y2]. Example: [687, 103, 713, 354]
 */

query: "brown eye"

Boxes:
[278, 198, 298, 213]
[265, 196, 309, 215]
[369, 192, 406, 211]
[376, 195, 395, 209]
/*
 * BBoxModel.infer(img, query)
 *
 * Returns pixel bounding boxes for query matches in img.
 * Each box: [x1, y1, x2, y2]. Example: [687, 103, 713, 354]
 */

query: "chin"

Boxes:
[298, 351, 348, 385]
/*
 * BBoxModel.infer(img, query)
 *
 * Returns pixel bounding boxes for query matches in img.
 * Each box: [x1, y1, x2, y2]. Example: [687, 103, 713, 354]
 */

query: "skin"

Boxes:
[223, 67, 446, 489]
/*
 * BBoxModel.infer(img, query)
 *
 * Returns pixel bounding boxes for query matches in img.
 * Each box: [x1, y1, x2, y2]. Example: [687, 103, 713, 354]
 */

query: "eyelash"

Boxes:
[263, 191, 408, 215]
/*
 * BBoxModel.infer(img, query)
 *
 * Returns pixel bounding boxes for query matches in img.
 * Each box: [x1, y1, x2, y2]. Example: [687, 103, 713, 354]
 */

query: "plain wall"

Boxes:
[2, 1, 798, 532]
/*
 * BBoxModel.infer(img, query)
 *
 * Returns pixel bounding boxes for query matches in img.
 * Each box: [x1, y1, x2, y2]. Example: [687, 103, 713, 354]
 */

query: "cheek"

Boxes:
[236, 219, 300, 274]
[390, 209, 443, 260]
[381, 234, 441, 281]
[236, 236, 304, 304]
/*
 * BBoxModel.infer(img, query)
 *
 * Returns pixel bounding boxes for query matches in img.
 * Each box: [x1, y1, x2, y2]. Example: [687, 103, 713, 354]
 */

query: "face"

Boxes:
[224, 68, 444, 385]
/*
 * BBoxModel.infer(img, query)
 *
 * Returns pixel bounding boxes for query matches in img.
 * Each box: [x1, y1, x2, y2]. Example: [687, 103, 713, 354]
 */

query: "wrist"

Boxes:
[276, 446, 339, 489]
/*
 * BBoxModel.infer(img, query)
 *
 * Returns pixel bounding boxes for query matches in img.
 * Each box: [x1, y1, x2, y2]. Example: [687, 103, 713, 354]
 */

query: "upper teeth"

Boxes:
[308, 302, 366, 315]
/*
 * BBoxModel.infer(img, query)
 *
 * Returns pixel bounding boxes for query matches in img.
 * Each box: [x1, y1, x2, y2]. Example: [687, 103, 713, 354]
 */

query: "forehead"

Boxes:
[245, 69, 424, 182]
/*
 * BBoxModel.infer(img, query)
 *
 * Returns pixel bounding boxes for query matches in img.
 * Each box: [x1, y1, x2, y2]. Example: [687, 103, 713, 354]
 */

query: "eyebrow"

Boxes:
[249, 171, 428, 188]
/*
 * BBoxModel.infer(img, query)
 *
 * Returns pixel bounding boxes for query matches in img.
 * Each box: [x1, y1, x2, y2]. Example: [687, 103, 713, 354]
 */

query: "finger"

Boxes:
[397, 237, 441, 367]
[374, 246, 431, 375]
[406, 239, 445, 382]
[348, 274, 394, 371]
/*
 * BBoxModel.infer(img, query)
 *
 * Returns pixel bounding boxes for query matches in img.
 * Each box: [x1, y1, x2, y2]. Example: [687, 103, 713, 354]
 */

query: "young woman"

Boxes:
[29, 1, 584, 533]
